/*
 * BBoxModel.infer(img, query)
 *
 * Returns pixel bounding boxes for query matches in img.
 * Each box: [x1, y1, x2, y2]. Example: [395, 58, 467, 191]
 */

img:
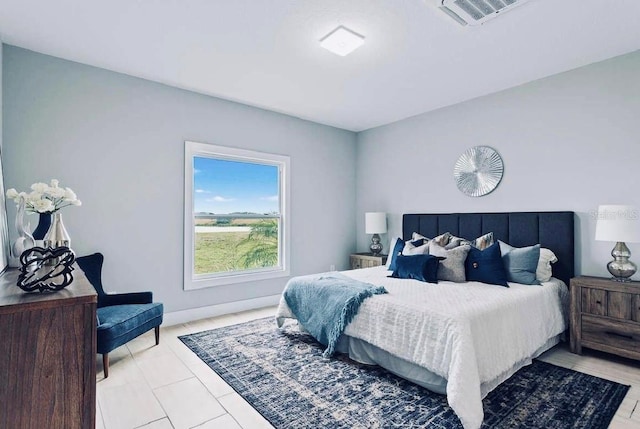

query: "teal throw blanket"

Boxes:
[283, 272, 387, 358]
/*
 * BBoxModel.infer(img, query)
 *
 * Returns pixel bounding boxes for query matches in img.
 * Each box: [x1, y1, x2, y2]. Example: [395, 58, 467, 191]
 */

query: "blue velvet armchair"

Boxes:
[76, 253, 164, 378]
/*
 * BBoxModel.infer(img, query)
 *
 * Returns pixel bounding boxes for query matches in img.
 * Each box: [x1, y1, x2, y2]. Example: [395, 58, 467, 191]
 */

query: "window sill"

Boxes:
[184, 267, 290, 290]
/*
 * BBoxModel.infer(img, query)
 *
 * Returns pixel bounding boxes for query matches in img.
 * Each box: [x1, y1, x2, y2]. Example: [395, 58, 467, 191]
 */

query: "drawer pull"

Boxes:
[605, 331, 634, 341]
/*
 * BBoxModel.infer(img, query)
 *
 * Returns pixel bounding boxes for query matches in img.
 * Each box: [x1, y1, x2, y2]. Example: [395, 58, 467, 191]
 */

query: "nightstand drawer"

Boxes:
[581, 287, 636, 320]
[582, 314, 640, 350]
[581, 288, 607, 316]
[350, 253, 387, 270]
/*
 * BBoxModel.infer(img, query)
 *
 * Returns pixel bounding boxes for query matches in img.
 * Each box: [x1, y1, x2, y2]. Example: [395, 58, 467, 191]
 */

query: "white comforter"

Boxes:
[275, 266, 569, 429]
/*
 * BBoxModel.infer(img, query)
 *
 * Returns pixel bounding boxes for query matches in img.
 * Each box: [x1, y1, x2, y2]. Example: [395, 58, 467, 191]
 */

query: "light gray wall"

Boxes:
[2, 45, 357, 312]
[357, 50, 640, 280]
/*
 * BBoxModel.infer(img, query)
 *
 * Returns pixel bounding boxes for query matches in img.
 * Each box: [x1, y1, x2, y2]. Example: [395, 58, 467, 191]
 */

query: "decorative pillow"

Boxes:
[464, 242, 509, 287]
[403, 238, 429, 255]
[412, 232, 451, 247]
[468, 232, 494, 250]
[429, 242, 471, 283]
[389, 254, 441, 283]
[450, 232, 494, 250]
[498, 241, 541, 285]
[445, 236, 465, 250]
[386, 237, 405, 271]
[537, 248, 558, 282]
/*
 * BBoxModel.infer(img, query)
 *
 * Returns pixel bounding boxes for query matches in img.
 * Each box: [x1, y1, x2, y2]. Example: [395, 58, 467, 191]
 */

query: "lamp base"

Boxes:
[370, 234, 383, 256]
[607, 241, 637, 282]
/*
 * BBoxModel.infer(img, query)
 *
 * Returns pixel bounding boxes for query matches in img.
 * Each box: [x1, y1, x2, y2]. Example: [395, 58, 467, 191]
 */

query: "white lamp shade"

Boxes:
[595, 205, 640, 243]
[365, 212, 387, 234]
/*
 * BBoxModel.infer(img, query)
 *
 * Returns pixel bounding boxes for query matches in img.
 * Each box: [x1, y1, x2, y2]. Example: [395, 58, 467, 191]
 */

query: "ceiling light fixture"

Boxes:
[319, 26, 365, 57]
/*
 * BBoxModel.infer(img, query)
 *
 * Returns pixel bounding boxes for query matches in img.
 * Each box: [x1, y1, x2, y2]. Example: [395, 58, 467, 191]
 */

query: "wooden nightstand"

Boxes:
[350, 253, 388, 270]
[570, 276, 640, 361]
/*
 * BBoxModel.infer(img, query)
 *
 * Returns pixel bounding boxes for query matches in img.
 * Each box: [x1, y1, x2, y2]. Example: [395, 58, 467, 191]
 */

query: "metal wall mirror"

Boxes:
[453, 146, 504, 197]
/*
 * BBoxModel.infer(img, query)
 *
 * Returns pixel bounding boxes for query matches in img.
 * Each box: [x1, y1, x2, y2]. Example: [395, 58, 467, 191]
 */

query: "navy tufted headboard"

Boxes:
[402, 211, 575, 285]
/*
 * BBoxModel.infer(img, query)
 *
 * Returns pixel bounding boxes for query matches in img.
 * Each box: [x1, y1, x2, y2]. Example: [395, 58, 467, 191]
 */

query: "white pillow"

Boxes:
[536, 248, 558, 282]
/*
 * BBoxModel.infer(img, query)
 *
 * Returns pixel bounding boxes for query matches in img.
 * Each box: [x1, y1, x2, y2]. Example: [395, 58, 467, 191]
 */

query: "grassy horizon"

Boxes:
[194, 218, 267, 226]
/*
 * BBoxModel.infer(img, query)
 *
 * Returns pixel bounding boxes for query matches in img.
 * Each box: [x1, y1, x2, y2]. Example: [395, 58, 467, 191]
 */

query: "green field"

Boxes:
[194, 221, 278, 274]
[195, 231, 248, 274]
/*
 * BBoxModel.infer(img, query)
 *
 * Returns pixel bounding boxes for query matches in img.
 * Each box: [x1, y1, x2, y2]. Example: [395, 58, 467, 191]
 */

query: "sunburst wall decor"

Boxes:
[453, 146, 504, 197]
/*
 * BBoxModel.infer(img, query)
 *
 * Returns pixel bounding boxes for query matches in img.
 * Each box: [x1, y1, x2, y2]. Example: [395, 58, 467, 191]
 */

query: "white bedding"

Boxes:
[275, 266, 569, 429]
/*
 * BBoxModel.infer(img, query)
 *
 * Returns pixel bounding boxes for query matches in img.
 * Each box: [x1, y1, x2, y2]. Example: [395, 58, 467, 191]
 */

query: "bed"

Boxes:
[276, 211, 574, 429]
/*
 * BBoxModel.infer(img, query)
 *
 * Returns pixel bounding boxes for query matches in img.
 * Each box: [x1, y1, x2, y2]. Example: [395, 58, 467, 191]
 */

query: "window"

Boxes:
[184, 141, 290, 290]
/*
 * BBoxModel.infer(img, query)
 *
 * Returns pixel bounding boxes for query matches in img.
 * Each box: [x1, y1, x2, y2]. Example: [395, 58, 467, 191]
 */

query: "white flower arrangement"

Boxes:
[6, 179, 82, 214]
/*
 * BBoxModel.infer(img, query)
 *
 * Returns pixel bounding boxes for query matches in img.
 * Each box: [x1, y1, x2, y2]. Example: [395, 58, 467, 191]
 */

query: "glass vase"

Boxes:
[12, 196, 35, 260]
[44, 212, 71, 249]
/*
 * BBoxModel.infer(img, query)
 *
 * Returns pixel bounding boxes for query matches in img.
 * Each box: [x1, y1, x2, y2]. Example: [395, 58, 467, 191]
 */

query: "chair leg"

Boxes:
[155, 326, 160, 345]
[103, 353, 109, 378]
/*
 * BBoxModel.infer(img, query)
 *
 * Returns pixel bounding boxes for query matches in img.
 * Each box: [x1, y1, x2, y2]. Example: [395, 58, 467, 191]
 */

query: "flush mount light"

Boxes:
[319, 26, 365, 56]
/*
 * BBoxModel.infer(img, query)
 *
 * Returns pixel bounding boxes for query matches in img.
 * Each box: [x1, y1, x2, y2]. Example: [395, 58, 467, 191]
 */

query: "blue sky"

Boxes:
[193, 157, 279, 214]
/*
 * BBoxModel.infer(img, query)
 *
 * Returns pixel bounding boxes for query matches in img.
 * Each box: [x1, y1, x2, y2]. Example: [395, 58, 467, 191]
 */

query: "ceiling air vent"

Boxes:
[429, 0, 531, 26]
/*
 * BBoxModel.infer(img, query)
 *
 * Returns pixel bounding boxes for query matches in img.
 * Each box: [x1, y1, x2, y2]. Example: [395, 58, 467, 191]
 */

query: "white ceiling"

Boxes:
[1, 0, 639, 132]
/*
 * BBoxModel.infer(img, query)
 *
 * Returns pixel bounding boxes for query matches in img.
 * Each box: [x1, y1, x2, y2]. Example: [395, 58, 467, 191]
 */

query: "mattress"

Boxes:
[275, 266, 569, 429]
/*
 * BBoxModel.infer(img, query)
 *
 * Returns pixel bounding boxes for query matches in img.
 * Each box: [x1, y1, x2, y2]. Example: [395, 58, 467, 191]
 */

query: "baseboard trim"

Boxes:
[163, 294, 281, 326]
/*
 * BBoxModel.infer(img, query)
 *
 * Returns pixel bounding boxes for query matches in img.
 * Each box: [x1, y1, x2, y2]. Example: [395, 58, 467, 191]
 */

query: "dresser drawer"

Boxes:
[582, 314, 640, 351]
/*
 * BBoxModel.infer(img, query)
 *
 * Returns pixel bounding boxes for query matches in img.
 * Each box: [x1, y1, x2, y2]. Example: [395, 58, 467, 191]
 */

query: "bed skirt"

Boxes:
[335, 332, 562, 398]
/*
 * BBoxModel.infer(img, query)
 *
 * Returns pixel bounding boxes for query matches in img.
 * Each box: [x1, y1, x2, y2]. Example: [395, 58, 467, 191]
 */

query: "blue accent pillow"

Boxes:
[499, 241, 541, 285]
[389, 254, 441, 283]
[388, 238, 405, 271]
[464, 242, 509, 287]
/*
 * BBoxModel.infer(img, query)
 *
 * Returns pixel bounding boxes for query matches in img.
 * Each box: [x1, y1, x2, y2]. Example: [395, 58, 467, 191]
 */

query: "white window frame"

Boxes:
[184, 141, 290, 290]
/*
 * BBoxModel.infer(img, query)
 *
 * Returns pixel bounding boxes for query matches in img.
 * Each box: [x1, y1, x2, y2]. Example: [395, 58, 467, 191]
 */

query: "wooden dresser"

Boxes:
[350, 253, 388, 270]
[0, 267, 97, 429]
[570, 276, 640, 361]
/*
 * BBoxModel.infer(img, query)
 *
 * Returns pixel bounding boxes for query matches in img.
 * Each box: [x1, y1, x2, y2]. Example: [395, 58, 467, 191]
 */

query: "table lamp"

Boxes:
[365, 212, 387, 256]
[595, 205, 640, 281]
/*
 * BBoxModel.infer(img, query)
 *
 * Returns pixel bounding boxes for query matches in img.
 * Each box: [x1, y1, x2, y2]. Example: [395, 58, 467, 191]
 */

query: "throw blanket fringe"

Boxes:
[323, 284, 387, 358]
[283, 272, 387, 358]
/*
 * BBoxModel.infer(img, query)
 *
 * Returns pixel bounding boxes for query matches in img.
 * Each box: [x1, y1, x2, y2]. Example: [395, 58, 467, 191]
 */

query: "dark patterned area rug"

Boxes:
[180, 317, 629, 429]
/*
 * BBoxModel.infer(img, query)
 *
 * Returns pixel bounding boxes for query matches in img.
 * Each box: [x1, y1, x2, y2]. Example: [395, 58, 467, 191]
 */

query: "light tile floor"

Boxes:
[96, 306, 640, 428]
